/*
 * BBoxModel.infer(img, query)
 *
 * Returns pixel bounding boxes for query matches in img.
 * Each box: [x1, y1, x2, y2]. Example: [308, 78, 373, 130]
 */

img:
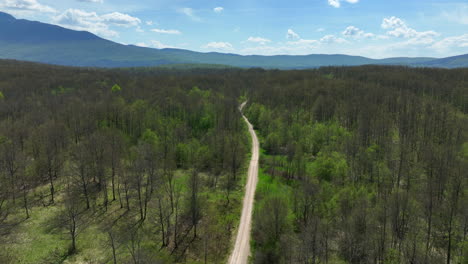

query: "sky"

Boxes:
[0, 0, 467, 58]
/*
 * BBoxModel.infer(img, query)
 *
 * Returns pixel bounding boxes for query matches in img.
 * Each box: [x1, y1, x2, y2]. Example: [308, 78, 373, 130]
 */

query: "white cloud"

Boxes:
[328, 0, 359, 8]
[53, 9, 141, 38]
[179, 7, 200, 21]
[101, 12, 141, 27]
[381, 16, 405, 30]
[342, 26, 374, 38]
[285, 33, 347, 51]
[342, 26, 361, 36]
[53, 9, 115, 37]
[317, 28, 325, 32]
[135, 42, 148, 47]
[431, 34, 468, 52]
[203, 42, 233, 51]
[151, 28, 181, 35]
[287, 29, 300, 40]
[320, 34, 348, 44]
[246, 36, 271, 45]
[214, 7, 223, 13]
[0, 0, 55, 13]
[145, 20, 153, 26]
[150, 40, 175, 49]
[77, 0, 103, 3]
[287, 38, 319, 46]
[381, 16, 438, 39]
[376, 35, 390, 40]
[328, 0, 340, 8]
[240, 42, 320, 56]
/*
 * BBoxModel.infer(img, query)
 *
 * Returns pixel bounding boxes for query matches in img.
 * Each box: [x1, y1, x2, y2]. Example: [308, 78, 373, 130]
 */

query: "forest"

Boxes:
[244, 66, 467, 264]
[0, 60, 467, 264]
[0, 60, 250, 263]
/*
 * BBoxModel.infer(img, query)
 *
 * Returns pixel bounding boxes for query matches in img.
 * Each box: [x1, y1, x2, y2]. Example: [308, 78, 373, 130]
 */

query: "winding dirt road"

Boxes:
[228, 102, 259, 264]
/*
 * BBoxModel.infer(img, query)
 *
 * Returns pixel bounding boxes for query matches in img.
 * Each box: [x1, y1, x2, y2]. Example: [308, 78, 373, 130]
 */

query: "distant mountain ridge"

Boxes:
[0, 11, 467, 69]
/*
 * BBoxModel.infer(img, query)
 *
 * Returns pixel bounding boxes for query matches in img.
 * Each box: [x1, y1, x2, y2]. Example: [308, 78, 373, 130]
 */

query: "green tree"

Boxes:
[111, 84, 122, 93]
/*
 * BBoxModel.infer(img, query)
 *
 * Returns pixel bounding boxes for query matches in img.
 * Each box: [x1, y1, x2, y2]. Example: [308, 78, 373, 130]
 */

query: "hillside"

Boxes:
[0, 12, 466, 68]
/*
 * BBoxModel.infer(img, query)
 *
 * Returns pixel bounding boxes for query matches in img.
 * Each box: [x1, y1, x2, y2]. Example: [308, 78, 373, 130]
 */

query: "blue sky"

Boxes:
[1, 0, 467, 58]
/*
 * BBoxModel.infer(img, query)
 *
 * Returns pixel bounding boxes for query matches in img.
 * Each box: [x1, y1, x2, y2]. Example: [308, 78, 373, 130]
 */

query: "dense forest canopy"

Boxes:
[0, 60, 250, 263]
[244, 66, 467, 264]
[0, 59, 466, 263]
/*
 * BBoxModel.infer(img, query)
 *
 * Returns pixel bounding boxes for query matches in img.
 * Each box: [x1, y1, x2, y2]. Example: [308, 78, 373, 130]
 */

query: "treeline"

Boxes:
[0, 60, 249, 263]
[244, 66, 468, 263]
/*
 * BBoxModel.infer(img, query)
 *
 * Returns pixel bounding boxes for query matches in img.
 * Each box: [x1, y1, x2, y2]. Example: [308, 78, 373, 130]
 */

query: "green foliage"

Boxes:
[461, 142, 468, 160]
[140, 128, 159, 148]
[308, 122, 350, 155]
[310, 151, 348, 183]
[0, 91, 4, 100]
[188, 85, 210, 98]
[246, 66, 467, 263]
[324, 73, 334, 79]
[0, 60, 466, 264]
[384, 248, 400, 264]
[0, 60, 251, 264]
[111, 83, 122, 92]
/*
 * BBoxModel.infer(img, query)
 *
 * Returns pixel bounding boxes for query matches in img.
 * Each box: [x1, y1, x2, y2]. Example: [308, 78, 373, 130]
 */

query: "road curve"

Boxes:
[228, 101, 259, 264]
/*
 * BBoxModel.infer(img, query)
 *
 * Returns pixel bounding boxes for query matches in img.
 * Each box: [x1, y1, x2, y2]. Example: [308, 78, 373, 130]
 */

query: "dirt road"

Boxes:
[228, 101, 259, 264]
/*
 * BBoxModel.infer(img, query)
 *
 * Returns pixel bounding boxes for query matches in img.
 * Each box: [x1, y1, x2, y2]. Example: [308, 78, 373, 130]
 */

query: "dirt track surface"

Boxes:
[228, 102, 259, 264]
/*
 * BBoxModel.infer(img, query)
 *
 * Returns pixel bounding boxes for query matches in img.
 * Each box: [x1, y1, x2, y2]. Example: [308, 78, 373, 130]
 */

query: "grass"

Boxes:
[0, 117, 252, 264]
[0, 165, 250, 263]
[0, 159, 251, 264]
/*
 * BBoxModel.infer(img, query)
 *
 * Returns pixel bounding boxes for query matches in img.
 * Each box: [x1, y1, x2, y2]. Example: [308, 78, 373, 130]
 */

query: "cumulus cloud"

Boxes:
[145, 20, 153, 26]
[381, 16, 438, 39]
[328, 0, 340, 8]
[213, 7, 223, 13]
[246, 37, 271, 45]
[53, 9, 141, 38]
[53, 9, 116, 37]
[0, 0, 55, 13]
[101, 12, 141, 27]
[287, 29, 300, 40]
[203, 42, 233, 51]
[342, 26, 361, 36]
[151, 28, 181, 35]
[179, 7, 200, 21]
[342, 26, 374, 38]
[328, 0, 359, 8]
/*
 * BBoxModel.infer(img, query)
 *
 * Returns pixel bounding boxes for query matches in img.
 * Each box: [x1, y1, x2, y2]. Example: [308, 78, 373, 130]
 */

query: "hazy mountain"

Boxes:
[416, 54, 468, 68]
[0, 12, 466, 69]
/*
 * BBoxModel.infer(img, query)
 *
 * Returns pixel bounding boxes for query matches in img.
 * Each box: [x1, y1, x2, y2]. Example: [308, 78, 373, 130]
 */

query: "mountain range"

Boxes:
[0, 11, 467, 69]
